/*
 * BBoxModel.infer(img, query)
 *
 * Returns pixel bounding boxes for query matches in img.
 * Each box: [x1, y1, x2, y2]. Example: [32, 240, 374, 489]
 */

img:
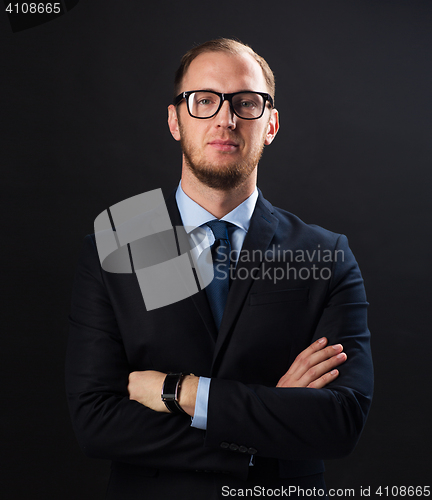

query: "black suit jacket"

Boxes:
[66, 190, 373, 496]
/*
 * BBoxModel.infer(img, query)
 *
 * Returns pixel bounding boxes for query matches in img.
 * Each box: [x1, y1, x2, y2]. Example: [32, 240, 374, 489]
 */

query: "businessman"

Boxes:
[66, 38, 373, 499]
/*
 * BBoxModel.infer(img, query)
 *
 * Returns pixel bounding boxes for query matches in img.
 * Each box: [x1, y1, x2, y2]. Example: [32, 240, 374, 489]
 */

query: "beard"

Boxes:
[179, 124, 267, 191]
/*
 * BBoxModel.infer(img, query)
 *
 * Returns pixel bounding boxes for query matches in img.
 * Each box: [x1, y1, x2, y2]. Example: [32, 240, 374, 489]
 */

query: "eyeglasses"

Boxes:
[173, 90, 274, 120]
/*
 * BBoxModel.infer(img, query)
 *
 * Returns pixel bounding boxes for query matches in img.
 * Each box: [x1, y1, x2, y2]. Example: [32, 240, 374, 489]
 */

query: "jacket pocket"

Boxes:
[249, 288, 309, 306]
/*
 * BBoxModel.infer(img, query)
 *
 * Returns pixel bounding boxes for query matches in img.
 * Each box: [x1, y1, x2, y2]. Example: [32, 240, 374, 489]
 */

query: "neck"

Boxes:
[180, 166, 257, 219]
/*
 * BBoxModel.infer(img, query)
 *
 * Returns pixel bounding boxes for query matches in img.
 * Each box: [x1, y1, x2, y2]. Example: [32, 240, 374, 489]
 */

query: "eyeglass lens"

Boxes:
[187, 91, 265, 119]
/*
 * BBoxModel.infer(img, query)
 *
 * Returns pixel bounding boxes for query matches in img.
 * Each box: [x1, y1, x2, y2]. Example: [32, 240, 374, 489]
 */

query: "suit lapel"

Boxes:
[165, 190, 218, 342]
[164, 189, 280, 352]
[212, 192, 279, 367]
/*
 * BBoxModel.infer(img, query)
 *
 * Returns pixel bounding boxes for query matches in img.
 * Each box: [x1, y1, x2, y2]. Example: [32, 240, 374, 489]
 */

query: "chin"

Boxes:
[188, 161, 255, 191]
[181, 136, 262, 191]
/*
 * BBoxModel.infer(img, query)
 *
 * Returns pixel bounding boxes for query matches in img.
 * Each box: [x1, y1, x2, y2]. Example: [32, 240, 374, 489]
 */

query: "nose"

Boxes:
[215, 100, 236, 129]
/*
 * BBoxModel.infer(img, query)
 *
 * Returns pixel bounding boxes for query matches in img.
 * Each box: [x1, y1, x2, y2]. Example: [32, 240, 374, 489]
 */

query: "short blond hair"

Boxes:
[174, 38, 275, 102]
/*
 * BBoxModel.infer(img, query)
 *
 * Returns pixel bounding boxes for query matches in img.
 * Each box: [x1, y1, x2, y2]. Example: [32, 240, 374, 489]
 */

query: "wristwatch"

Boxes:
[161, 373, 188, 414]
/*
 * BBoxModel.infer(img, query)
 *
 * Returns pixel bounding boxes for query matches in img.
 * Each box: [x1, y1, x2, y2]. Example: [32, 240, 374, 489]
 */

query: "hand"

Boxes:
[128, 370, 168, 413]
[276, 337, 347, 389]
[128, 370, 198, 416]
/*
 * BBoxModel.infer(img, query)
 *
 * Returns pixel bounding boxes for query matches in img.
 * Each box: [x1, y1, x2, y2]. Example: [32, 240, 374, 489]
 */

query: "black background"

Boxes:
[1, 1, 431, 498]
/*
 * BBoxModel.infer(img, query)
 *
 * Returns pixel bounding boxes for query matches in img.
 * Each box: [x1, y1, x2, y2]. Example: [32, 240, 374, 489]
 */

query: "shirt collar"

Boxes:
[175, 181, 258, 234]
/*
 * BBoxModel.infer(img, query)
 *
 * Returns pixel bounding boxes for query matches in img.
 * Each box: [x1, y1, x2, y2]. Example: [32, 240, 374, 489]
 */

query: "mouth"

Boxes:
[207, 139, 239, 152]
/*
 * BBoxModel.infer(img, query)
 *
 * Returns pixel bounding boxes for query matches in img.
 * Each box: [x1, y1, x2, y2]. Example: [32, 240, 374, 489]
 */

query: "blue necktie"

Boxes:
[205, 220, 232, 330]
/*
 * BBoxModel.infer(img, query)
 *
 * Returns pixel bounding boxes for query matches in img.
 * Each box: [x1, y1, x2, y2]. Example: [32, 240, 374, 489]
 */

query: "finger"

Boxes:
[300, 352, 347, 387]
[306, 343, 344, 368]
[307, 369, 340, 389]
[295, 337, 329, 363]
[290, 342, 343, 381]
[287, 337, 328, 378]
[306, 337, 329, 355]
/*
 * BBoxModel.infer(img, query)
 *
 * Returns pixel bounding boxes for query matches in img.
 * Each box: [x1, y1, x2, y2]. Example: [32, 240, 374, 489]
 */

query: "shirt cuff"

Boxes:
[190, 376, 211, 430]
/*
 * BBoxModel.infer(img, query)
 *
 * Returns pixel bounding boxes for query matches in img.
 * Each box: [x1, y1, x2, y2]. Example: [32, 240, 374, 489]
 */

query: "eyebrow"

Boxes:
[198, 88, 258, 94]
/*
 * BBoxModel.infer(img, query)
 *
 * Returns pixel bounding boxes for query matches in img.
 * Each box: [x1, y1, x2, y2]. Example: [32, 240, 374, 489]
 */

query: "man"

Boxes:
[66, 39, 373, 499]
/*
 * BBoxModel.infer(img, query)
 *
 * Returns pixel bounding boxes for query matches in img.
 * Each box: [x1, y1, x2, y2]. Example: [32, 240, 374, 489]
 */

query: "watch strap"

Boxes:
[161, 373, 188, 414]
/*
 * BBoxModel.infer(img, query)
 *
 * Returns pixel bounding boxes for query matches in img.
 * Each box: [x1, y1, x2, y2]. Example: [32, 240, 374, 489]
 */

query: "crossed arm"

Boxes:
[128, 337, 347, 416]
[66, 233, 372, 473]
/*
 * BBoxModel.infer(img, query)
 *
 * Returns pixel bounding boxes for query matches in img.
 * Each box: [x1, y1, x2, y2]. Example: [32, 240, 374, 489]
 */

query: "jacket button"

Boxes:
[229, 443, 239, 451]
[239, 445, 248, 453]
[220, 442, 229, 449]
[248, 447, 258, 455]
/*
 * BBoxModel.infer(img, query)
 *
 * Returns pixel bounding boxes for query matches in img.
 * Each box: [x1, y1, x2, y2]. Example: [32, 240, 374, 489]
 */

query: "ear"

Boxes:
[168, 105, 181, 142]
[264, 108, 279, 145]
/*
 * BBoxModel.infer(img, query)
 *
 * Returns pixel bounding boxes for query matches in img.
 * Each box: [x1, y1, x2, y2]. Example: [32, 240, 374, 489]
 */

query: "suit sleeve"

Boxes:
[65, 235, 248, 476]
[204, 234, 374, 461]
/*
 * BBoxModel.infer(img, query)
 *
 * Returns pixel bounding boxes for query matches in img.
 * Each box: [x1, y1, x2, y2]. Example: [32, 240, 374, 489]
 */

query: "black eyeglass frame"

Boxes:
[173, 90, 274, 120]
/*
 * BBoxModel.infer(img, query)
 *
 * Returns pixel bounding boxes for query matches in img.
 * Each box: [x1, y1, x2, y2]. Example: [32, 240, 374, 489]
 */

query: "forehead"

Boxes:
[181, 51, 268, 94]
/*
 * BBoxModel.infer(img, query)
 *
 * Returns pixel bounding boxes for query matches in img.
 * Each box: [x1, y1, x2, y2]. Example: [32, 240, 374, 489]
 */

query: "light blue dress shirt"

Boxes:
[175, 182, 258, 430]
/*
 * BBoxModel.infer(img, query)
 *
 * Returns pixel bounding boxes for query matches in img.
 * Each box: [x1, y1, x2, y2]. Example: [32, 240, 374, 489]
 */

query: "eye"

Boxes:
[239, 100, 257, 108]
[193, 92, 218, 106]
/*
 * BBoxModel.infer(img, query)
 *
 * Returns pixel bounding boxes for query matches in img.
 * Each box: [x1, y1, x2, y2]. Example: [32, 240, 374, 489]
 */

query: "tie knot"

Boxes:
[206, 220, 230, 241]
